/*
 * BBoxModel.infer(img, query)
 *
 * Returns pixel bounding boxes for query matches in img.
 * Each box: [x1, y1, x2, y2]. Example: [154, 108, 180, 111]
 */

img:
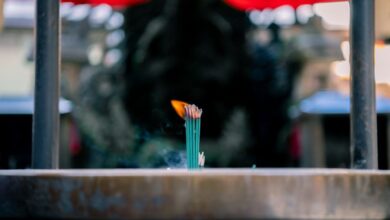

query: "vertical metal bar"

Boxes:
[350, 0, 377, 169]
[32, 0, 60, 169]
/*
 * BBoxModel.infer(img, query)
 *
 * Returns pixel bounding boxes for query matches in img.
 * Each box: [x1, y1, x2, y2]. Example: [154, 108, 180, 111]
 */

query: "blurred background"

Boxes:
[1, 0, 390, 169]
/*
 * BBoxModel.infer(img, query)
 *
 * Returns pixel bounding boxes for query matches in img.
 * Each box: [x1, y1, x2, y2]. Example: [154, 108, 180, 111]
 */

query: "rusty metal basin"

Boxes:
[1, 169, 390, 219]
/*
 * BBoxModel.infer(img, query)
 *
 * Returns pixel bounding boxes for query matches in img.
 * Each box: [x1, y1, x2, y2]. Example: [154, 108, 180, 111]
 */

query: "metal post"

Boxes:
[350, 0, 377, 169]
[32, 0, 60, 169]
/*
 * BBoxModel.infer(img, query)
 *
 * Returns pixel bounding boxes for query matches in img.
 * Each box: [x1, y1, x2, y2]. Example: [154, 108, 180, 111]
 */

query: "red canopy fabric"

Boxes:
[224, 0, 348, 10]
[63, 0, 348, 10]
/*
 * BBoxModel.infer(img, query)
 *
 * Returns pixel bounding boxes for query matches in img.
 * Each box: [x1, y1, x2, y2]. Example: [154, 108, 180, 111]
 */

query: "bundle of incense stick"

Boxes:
[170, 100, 204, 169]
[184, 104, 202, 169]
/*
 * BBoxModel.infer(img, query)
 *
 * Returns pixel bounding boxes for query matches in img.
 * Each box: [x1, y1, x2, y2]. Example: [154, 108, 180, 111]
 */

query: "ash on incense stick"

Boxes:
[171, 100, 205, 169]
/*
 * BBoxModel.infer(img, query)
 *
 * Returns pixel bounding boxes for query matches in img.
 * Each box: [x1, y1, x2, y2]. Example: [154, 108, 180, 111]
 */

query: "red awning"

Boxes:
[63, 0, 348, 10]
[224, 0, 348, 10]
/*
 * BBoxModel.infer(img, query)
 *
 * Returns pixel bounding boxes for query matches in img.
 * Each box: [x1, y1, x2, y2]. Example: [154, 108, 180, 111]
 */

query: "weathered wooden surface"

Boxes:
[1, 169, 390, 219]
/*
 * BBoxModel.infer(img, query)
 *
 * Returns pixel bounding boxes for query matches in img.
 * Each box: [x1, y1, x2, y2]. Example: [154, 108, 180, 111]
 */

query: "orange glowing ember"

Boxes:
[171, 100, 189, 119]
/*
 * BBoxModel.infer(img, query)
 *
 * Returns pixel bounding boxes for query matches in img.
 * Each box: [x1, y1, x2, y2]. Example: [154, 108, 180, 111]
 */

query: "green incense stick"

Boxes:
[191, 118, 195, 168]
[192, 118, 195, 168]
[194, 118, 198, 168]
[193, 118, 197, 168]
[188, 117, 192, 169]
[189, 118, 192, 169]
[185, 117, 190, 169]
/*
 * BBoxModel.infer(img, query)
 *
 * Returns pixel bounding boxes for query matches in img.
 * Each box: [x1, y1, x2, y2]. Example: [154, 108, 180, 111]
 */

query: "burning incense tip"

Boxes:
[186, 104, 202, 119]
[171, 100, 202, 119]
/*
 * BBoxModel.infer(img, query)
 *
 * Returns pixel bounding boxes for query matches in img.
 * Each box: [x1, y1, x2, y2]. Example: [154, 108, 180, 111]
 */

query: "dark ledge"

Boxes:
[1, 169, 390, 219]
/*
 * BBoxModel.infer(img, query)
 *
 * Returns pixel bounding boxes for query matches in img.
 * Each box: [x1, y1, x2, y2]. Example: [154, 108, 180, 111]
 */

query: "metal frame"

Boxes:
[32, 0, 60, 169]
[350, 0, 377, 169]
